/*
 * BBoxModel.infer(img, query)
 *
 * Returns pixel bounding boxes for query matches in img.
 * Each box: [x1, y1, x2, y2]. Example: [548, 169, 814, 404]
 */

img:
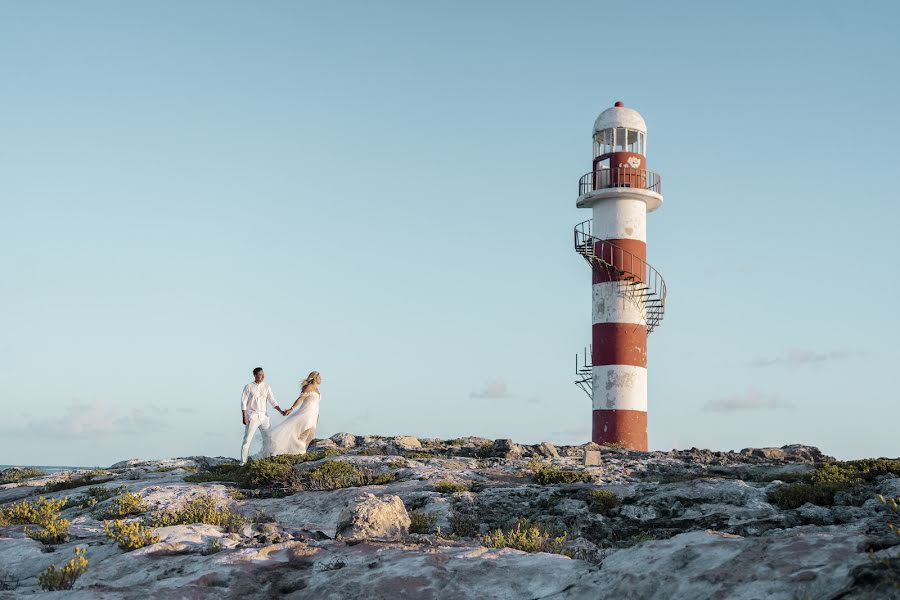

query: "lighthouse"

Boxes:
[574, 102, 666, 451]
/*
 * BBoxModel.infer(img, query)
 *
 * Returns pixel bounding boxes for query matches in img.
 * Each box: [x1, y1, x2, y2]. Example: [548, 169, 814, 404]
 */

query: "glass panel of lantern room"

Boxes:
[638, 132, 645, 155]
[614, 128, 626, 151]
[627, 129, 639, 153]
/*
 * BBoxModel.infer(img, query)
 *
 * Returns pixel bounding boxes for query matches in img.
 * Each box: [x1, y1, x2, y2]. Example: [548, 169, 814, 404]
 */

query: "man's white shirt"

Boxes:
[241, 382, 279, 416]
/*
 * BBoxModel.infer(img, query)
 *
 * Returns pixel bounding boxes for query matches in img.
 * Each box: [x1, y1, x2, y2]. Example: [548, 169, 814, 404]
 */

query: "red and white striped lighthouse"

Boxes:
[574, 102, 666, 451]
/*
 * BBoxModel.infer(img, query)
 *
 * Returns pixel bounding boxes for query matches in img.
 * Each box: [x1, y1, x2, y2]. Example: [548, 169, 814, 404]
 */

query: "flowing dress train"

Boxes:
[262, 391, 320, 456]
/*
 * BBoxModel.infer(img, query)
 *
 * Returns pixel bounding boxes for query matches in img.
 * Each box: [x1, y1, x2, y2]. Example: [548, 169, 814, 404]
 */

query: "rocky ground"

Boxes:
[1, 435, 899, 599]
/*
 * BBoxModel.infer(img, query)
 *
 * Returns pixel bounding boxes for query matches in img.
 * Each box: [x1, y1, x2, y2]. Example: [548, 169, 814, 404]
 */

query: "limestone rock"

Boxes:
[490, 439, 523, 459]
[335, 494, 411, 541]
[308, 438, 339, 452]
[536, 442, 559, 458]
[391, 436, 422, 450]
[330, 432, 357, 449]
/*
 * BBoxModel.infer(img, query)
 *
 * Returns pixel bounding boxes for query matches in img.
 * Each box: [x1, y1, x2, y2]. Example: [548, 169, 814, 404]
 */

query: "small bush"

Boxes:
[294, 461, 396, 491]
[483, 519, 568, 554]
[768, 459, 900, 509]
[409, 510, 438, 534]
[600, 442, 628, 449]
[387, 459, 407, 469]
[448, 512, 479, 538]
[42, 470, 113, 493]
[443, 438, 467, 446]
[102, 492, 150, 518]
[532, 464, 591, 485]
[184, 464, 244, 484]
[252, 510, 275, 523]
[475, 442, 494, 459]
[0, 468, 46, 484]
[184, 451, 339, 488]
[26, 519, 71, 544]
[146, 495, 246, 530]
[1, 497, 70, 544]
[202, 538, 222, 555]
[358, 447, 386, 456]
[590, 489, 622, 514]
[39, 547, 88, 591]
[434, 480, 470, 494]
[155, 466, 199, 473]
[1, 496, 67, 525]
[104, 520, 160, 551]
[402, 452, 435, 460]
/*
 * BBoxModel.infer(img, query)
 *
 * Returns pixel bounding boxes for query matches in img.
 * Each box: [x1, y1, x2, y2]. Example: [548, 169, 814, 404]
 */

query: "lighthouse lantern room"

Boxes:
[574, 101, 666, 452]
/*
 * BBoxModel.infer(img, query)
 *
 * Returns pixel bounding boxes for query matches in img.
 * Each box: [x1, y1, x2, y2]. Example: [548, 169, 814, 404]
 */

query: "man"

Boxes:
[240, 367, 285, 465]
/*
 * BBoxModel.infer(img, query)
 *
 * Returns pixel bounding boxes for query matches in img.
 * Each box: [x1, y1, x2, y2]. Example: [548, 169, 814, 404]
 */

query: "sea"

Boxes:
[0, 465, 98, 473]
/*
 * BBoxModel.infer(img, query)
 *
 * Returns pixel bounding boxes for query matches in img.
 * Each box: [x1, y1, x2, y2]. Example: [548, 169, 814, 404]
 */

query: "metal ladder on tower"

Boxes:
[573, 218, 667, 399]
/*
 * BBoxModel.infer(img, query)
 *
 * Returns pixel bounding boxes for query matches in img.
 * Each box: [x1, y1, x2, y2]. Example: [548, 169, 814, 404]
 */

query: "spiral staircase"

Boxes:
[574, 218, 667, 398]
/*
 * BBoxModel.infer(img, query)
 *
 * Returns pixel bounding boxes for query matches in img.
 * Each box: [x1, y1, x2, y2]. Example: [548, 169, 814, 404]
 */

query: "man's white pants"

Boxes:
[240, 413, 271, 465]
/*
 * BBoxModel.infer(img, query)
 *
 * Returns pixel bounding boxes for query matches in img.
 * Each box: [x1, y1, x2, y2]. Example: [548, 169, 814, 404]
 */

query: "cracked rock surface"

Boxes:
[1, 436, 898, 599]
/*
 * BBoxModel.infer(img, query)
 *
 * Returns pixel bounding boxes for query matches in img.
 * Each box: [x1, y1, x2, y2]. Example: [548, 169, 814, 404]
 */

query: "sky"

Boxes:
[1, 1, 898, 466]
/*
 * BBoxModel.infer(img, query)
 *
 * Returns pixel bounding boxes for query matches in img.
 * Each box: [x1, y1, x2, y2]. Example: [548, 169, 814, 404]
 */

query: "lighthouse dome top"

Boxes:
[593, 101, 647, 135]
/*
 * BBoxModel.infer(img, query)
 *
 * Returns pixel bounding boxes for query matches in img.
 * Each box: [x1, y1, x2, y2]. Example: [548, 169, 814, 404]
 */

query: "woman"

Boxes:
[262, 371, 322, 456]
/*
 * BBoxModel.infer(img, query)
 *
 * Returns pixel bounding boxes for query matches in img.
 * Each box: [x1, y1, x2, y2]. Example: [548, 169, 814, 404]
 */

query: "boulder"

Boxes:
[308, 439, 339, 452]
[336, 494, 411, 541]
[490, 439, 523, 459]
[536, 442, 559, 459]
[330, 432, 357, 449]
[391, 436, 422, 450]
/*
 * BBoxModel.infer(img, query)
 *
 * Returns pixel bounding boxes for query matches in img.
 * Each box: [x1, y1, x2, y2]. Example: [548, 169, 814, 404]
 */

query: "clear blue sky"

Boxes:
[2, 1, 898, 466]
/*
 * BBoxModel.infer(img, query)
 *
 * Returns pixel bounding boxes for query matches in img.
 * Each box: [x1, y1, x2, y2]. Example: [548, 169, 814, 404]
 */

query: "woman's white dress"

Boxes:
[262, 391, 321, 456]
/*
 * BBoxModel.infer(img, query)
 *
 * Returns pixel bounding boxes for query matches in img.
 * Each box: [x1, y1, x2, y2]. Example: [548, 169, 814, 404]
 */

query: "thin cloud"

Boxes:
[1, 399, 170, 439]
[749, 350, 859, 368]
[703, 390, 794, 413]
[470, 377, 512, 399]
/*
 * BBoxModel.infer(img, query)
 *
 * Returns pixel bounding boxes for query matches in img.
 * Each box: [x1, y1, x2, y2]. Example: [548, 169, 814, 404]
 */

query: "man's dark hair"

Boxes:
[253, 367, 264, 376]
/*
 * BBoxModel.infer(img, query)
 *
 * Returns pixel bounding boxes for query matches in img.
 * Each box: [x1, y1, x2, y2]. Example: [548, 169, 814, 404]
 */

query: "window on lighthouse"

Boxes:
[627, 129, 640, 153]
[614, 127, 626, 151]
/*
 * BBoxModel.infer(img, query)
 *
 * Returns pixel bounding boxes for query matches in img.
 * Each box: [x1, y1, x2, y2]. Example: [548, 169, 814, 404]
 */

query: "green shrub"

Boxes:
[146, 495, 246, 530]
[154, 466, 199, 473]
[387, 459, 407, 469]
[42, 470, 113, 493]
[102, 492, 150, 518]
[38, 547, 87, 590]
[402, 452, 435, 460]
[532, 464, 591, 485]
[483, 519, 568, 554]
[768, 459, 900, 509]
[443, 438, 467, 446]
[590, 489, 621, 514]
[293, 461, 396, 491]
[475, 442, 494, 459]
[408, 510, 438, 534]
[0, 468, 46, 484]
[202, 538, 222, 555]
[358, 447, 386, 456]
[252, 510, 275, 523]
[448, 512, 479, 538]
[1, 497, 70, 544]
[433, 480, 470, 494]
[26, 519, 71, 544]
[1, 496, 67, 525]
[184, 451, 339, 488]
[184, 464, 244, 484]
[63, 484, 129, 511]
[104, 520, 160, 550]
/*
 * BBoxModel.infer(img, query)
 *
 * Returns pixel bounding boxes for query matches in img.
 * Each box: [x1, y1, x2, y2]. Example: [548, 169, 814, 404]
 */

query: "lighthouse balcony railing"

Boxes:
[578, 167, 661, 196]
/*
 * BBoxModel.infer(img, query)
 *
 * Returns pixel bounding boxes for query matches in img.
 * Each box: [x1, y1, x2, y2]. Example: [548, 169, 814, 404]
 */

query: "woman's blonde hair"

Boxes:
[301, 371, 321, 389]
